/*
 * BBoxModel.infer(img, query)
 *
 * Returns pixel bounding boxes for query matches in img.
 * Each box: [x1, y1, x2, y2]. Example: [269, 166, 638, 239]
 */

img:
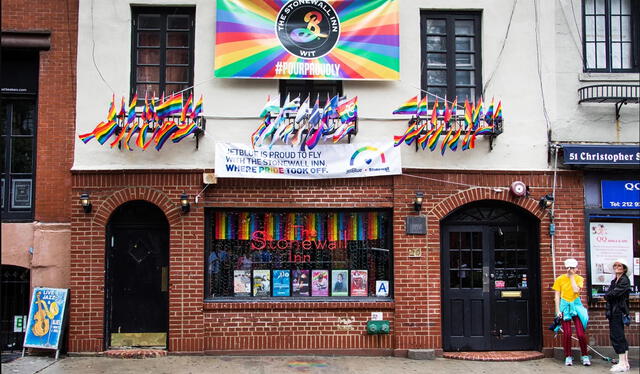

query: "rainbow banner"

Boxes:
[215, 0, 399, 80]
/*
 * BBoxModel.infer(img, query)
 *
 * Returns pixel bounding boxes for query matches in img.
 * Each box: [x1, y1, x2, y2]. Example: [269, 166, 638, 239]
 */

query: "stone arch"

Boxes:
[427, 187, 546, 222]
[92, 187, 182, 227]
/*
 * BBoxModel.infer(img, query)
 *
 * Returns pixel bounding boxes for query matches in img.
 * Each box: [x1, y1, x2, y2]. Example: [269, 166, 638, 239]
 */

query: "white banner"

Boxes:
[590, 222, 634, 285]
[215, 142, 401, 179]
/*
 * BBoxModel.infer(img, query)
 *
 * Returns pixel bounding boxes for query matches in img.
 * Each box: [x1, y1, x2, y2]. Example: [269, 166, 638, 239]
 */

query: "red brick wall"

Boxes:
[1, 0, 78, 222]
[70, 169, 638, 354]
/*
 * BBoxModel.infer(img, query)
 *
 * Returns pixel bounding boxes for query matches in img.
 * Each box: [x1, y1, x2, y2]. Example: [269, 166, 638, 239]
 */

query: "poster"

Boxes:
[216, 142, 401, 180]
[215, 0, 399, 80]
[311, 270, 329, 296]
[331, 270, 348, 296]
[272, 270, 291, 296]
[350, 270, 368, 296]
[23, 288, 68, 350]
[234, 270, 252, 296]
[292, 270, 310, 296]
[253, 270, 271, 296]
[590, 222, 634, 285]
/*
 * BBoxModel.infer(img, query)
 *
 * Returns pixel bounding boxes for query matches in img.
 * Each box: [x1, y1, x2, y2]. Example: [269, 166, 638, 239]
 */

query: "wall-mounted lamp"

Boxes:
[539, 194, 554, 209]
[180, 193, 190, 214]
[414, 192, 424, 212]
[80, 193, 92, 213]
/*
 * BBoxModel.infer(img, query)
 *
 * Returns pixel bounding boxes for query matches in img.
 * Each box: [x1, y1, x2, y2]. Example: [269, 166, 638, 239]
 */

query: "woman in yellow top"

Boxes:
[553, 258, 590, 367]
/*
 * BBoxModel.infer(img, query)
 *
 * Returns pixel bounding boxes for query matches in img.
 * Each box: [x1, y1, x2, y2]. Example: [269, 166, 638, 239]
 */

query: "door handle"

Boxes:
[490, 273, 495, 279]
[161, 266, 168, 292]
[482, 266, 490, 293]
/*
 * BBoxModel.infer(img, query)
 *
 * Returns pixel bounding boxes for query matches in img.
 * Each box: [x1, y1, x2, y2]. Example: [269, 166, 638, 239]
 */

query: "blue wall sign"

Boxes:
[563, 144, 640, 165]
[601, 180, 640, 209]
[23, 288, 69, 350]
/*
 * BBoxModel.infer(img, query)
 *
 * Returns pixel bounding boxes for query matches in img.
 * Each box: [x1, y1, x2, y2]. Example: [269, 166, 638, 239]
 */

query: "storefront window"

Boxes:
[205, 209, 392, 300]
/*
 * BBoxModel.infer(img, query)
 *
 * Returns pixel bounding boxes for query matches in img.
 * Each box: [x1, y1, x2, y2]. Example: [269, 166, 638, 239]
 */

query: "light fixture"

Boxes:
[180, 193, 190, 213]
[539, 194, 554, 209]
[80, 193, 92, 213]
[414, 191, 424, 212]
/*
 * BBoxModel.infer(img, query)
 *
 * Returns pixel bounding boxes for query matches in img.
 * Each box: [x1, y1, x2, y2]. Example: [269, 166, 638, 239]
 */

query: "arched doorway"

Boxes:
[105, 200, 169, 348]
[441, 200, 541, 351]
[0, 265, 30, 350]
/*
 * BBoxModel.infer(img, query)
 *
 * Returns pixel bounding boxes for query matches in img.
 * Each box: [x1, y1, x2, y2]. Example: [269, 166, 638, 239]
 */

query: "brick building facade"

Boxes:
[68, 169, 640, 354]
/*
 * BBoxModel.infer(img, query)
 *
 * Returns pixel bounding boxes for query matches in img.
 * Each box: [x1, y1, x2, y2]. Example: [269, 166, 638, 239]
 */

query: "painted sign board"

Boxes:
[562, 144, 640, 165]
[601, 180, 640, 209]
[23, 288, 69, 352]
[215, 0, 400, 80]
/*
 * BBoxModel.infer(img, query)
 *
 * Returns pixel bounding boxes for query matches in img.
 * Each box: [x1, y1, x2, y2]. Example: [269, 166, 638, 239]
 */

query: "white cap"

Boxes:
[613, 258, 632, 276]
[564, 258, 578, 268]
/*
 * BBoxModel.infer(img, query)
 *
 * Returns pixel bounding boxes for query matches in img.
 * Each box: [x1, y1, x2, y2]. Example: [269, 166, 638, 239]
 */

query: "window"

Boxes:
[279, 80, 343, 106]
[131, 7, 195, 100]
[1, 50, 38, 221]
[205, 209, 392, 299]
[421, 11, 482, 104]
[583, 0, 639, 72]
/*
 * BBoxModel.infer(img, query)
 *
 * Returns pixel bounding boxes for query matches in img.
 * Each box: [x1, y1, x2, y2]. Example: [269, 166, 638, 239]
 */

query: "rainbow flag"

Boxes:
[333, 121, 356, 143]
[180, 94, 193, 123]
[418, 125, 434, 150]
[95, 120, 118, 145]
[156, 94, 182, 119]
[440, 126, 454, 155]
[154, 121, 179, 150]
[392, 95, 418, 115]
[118, 97, 126, 117]
[393, 119, 418, 147]
[404, 122, 426, 146]
[106, 95, 117, 122]
[485, 97, 495, 125]
[448, 127, 462, 151]
[191, 95, 203, 119]
[337, 96, 358, 124]
[493, 101, 503, 122]
[443, 101, 452, 123]
[251, 118, 269, 149]
[472, 98, 483, 130]
[417, 95, 428, 117]
[427, 122, 444, 152]
[171, 122, 198, 143]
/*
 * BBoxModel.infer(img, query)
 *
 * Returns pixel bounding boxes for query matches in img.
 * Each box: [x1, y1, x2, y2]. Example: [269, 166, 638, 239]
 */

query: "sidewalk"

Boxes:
[1, 354, 628, 374]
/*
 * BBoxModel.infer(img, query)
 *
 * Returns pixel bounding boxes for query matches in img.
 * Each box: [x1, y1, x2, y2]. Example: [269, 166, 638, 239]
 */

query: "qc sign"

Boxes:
[601, 180, 640, 209]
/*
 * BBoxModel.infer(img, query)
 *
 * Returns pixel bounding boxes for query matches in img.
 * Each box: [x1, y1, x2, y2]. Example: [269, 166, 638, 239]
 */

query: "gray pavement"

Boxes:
[1, 354, 630, 374]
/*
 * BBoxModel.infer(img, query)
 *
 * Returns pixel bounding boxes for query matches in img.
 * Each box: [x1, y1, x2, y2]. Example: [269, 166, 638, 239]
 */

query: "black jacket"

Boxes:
[605, 274, 630, 319]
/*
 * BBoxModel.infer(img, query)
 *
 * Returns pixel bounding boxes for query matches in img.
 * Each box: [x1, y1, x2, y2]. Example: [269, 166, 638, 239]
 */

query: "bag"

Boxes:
[548, 315, 562, 331]
[622, 314, 631, 326]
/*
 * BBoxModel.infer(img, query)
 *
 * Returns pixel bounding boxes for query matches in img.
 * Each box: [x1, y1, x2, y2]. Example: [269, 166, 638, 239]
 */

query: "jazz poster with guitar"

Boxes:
[23, 287, 69, 350]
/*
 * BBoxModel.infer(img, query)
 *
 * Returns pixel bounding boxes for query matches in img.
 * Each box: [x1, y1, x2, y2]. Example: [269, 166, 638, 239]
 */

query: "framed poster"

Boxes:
[272, 270, 291, 296]
[233, 270, 251, 296]
[253, 270, 271, 296]
[292, 270, 310, 296]
[331, 270, 348, 296]
[350, 270, 368, 296]
[11, 179, 32, 209]
[590, 222, 634, 286]
[23, 288, 69, 357]
[311, 270, 329, 296]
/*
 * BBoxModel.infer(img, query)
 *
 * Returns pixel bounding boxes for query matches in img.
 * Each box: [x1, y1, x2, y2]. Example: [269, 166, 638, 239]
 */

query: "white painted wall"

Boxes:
[553, 0, 639, 144]
[72, 0, 638, 172]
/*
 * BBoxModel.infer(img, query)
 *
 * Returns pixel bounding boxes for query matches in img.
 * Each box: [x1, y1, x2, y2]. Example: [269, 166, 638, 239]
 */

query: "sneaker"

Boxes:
[565, 357, 573, 366]
[582, 355, 591, 366]
[610, 363, 629, 372]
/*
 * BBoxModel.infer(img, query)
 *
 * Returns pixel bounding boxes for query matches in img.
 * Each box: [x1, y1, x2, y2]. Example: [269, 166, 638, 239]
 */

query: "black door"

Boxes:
[105, 201, 169, 348]
[441, 201, 540, 351]
[0, 265, 30, 350]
